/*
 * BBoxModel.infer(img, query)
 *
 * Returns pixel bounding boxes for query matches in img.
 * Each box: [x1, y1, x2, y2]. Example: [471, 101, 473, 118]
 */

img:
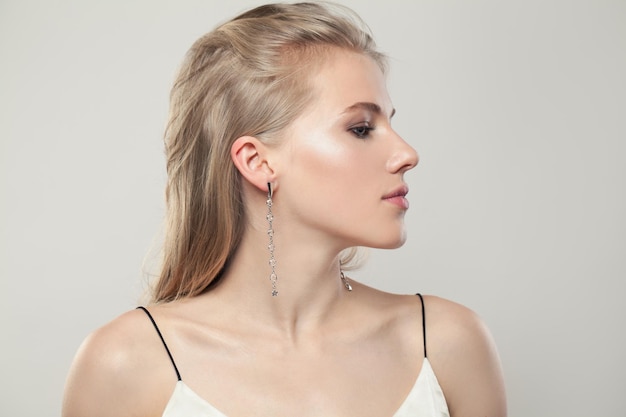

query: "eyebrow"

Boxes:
[342, 102, 396, 119]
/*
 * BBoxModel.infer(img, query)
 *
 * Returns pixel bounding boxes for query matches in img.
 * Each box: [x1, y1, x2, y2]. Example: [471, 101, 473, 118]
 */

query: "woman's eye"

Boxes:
[350, 125, 373, 139]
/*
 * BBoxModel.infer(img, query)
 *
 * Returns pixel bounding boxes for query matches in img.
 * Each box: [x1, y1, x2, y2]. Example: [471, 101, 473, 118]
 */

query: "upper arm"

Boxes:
[426, 297, 507, 417]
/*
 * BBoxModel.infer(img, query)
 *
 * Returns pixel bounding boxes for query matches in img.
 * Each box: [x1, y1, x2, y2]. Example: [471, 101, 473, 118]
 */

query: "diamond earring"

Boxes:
[266, 183, 278, 296]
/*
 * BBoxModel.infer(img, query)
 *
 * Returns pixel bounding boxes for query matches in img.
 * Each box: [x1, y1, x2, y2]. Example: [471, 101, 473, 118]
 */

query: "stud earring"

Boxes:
[266, 183, 278, 296]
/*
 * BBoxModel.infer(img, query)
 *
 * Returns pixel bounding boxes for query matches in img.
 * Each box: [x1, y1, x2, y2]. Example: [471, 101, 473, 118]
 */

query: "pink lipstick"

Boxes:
[382, 185, 409, 209]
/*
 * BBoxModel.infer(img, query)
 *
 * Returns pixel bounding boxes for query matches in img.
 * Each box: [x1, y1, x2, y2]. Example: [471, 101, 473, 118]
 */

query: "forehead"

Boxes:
[306, 49, 393, 118]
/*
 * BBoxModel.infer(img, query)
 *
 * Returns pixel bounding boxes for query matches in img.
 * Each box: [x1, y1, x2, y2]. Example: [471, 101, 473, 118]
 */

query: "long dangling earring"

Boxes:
[266, 183, 278, 296]
[340, 270, 353, 291]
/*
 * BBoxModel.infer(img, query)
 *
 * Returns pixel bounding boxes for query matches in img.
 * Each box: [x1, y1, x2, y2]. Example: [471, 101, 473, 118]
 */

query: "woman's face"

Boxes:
[275, 48, 419, 250]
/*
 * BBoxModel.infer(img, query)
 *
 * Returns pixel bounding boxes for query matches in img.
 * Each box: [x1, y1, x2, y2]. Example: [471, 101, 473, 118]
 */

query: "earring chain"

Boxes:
[267, 184, 278, 296]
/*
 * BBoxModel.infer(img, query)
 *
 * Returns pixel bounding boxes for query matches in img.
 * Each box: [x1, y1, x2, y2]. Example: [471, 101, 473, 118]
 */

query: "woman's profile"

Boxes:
[62, 2, 506, 416]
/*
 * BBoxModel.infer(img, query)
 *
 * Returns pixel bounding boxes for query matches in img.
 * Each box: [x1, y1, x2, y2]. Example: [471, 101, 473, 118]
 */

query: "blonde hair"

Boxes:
[153, 2, 386, 302]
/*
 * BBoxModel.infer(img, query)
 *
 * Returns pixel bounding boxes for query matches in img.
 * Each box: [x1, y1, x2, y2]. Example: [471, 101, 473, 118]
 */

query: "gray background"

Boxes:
[1, 1, 624, 416]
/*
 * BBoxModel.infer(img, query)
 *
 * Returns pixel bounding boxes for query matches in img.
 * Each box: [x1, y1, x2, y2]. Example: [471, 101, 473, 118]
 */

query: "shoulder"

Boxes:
[62, 308, 177, 417]
[421, 295, 508, 417]
[420, 294, 487, 343]
[355, 289, 507, 416]
[347, 286, 493, 349]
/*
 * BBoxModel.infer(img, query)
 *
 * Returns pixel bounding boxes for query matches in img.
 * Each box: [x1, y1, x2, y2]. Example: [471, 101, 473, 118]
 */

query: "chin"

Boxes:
[370, 231, 408, 250]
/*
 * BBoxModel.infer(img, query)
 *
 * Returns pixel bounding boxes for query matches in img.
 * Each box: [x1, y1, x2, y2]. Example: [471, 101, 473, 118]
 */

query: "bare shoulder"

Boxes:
[62, 308, 176, 417]
[421, 295, 508, 417]
[420, 295, 488, 341]
[345, 285, 496, 352]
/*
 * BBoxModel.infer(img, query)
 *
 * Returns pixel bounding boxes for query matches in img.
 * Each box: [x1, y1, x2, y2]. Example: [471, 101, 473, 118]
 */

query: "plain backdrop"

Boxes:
[1, 1, 624, 416]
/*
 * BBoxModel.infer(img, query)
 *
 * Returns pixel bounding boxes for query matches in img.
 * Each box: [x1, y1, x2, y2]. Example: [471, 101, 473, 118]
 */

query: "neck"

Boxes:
[206, 219, 353, 341]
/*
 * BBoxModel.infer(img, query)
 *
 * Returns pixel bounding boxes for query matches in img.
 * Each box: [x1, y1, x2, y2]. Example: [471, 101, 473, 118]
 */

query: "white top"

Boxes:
[161, 358, 449, 417]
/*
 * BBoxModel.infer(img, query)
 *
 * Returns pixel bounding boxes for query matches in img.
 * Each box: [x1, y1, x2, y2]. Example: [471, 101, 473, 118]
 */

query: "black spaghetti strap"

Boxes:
[136, 306, 182, 381]
[415, 293, 427, 358]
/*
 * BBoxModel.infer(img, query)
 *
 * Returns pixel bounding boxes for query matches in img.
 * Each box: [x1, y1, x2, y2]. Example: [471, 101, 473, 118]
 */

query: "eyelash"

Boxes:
[349, 124, 374, 139]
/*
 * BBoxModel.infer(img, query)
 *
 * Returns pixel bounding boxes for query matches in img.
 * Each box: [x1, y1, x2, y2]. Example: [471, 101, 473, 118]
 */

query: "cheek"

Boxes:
[292, 134, 340, 177]
[294, 138, 369, 196]
[281, 136, 364, 218]
[298, 133, 346, 165]
[297, 127, 383, 172]
[293, 144, 386, 237]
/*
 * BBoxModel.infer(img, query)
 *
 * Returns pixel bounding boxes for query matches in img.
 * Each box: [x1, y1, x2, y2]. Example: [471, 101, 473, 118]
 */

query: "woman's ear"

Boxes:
[230, 136, 274, 193]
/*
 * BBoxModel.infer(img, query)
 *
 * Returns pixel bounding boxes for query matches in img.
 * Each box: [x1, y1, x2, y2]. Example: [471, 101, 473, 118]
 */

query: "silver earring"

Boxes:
[266, 183, 278, 296]
[340, 270, 353, 291]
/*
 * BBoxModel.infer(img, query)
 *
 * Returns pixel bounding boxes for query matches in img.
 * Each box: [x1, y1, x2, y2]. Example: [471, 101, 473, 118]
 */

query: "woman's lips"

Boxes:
[382, 186, 409, 209]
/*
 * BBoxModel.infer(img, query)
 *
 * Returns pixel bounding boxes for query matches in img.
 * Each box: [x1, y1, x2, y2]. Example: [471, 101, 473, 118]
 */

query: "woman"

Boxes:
[63, 3, 506, 416]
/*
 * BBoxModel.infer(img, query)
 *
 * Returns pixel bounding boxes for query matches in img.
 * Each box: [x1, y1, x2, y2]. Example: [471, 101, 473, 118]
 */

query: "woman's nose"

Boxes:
[387, 133, 419, 173]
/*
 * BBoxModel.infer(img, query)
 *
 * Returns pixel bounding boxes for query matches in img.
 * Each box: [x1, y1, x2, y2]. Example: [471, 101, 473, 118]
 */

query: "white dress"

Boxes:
[138, 294, 450, 417]
[160, 358, 449, 417]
